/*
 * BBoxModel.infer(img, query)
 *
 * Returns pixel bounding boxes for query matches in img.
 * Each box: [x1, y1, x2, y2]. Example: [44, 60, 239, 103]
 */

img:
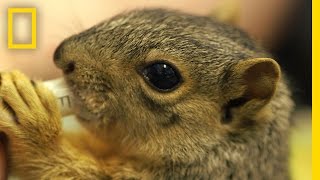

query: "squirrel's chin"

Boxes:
[73, 98, 103, 121]
[75, 110, 99, 122]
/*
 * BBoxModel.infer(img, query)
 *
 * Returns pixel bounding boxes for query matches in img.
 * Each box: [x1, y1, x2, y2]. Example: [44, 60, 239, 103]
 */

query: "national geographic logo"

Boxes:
[7, 7, 37, 49]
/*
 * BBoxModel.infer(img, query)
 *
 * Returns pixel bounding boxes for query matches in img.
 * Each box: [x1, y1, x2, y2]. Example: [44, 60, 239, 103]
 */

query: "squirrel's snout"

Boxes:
[53, 41, 76, 75]
[53, 41, 64, 61]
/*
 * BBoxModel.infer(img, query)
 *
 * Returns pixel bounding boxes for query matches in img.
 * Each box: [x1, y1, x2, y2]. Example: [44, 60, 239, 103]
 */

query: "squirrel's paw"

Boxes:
[0, 71, 62, 151]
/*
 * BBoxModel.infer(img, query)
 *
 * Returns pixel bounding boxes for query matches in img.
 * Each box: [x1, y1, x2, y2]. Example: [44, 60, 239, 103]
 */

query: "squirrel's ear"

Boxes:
[221, 58, 281, 123]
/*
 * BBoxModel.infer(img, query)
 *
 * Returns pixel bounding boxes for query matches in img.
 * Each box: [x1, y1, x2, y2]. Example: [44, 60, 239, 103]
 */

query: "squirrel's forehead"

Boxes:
[77, 10, 259, 61]
[101, 12, 201, 32]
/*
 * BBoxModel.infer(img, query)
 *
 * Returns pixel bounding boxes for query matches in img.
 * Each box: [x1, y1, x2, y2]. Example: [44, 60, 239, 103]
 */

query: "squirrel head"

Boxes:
[54, 9, 285, 161]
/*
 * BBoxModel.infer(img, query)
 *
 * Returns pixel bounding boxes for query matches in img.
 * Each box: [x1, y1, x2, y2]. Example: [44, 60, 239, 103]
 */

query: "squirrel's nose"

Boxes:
[53, 41, 76, 75]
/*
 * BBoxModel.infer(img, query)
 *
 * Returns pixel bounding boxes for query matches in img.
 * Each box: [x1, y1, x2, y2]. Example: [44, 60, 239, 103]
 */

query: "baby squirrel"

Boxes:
[0, 9, 294, 179]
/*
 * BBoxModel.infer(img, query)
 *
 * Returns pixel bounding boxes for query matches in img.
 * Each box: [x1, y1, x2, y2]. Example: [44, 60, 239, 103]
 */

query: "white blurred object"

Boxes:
[43, 78, 74, 117]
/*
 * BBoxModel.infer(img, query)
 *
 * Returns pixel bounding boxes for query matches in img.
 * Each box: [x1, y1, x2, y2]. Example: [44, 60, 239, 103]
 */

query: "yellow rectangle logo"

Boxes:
[8, 8, 37, 49]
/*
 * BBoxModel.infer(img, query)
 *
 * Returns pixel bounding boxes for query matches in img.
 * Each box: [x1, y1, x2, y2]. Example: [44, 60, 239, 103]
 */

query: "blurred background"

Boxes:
[0, 0, 311, 179]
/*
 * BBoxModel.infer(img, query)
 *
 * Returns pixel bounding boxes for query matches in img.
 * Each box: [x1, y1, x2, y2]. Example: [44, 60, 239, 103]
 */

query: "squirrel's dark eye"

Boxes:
[142, 62, 181, 91]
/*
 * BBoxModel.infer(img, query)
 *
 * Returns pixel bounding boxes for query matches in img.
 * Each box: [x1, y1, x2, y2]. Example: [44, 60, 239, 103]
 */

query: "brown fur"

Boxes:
[0, 9, 294, 179]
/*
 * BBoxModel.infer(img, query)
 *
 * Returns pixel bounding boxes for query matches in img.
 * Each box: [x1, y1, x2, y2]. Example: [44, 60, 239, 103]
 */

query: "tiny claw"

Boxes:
[2, 101, 19, 124]
[30, 80, 36, 86]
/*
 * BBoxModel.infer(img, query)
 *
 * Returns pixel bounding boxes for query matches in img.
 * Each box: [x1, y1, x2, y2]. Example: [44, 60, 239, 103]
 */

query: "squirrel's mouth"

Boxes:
[66, 79, 110, 121]
[72, 97, 103, 121]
